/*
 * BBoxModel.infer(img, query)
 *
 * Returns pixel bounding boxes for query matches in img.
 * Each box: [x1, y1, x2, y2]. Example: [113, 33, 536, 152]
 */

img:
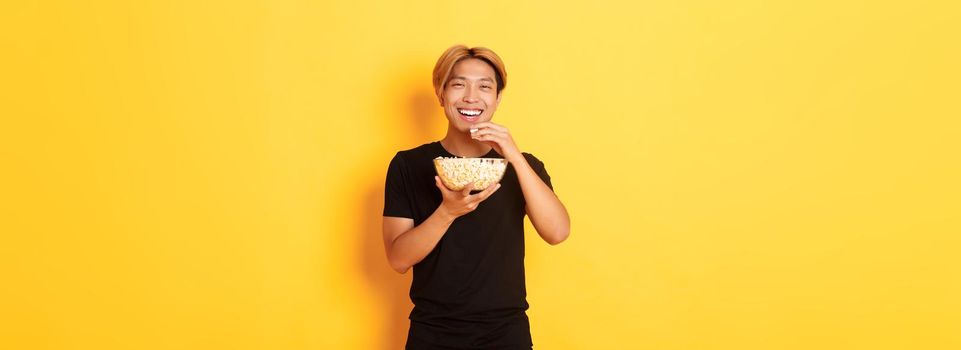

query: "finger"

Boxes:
[471, 123, 506, 134]
[470, 128, 501, 138]
[470, 122, 508, 133]
[473, 133, 504, 143]
[460, 182, 475, 197]
[471, 131, 492, 140]
[474, 183, 501, 202]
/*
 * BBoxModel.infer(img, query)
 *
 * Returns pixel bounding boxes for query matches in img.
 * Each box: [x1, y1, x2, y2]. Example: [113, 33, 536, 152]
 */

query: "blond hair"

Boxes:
[432, 45, 507, 101]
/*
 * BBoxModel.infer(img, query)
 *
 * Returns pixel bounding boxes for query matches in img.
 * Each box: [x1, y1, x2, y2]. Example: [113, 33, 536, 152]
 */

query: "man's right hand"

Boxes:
[434, 176, 501, 218]
[384, 177, 502, 274]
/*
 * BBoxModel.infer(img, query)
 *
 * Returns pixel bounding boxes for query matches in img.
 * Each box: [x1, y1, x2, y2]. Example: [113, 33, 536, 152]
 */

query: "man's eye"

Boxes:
[481, 85, 491, 89]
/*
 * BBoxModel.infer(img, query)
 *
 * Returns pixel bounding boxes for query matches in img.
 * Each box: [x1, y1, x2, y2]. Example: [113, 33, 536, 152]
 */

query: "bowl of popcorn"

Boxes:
[433, 156, 508, 191]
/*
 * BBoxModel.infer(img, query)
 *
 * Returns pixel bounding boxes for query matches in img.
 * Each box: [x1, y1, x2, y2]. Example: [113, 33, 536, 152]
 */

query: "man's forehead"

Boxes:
[452, 59, 496, 79]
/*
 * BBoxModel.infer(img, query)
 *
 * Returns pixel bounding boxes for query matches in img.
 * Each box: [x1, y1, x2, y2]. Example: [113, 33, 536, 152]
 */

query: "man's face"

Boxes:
[441, 58, 501, 132]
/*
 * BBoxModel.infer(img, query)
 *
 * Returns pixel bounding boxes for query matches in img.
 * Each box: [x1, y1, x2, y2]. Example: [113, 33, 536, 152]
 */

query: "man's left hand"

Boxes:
[470, 122, 523, 163]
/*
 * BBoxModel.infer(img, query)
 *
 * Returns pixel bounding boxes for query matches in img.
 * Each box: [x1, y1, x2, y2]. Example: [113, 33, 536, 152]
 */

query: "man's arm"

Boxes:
[470, 121, 571, 245]
[382, 177, 500, 274]
[382, 209, 453, 274]
[514, 157, 571, 245]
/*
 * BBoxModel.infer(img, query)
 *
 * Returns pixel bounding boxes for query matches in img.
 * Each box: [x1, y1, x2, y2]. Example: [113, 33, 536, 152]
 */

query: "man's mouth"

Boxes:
[457, 108, 484, 121]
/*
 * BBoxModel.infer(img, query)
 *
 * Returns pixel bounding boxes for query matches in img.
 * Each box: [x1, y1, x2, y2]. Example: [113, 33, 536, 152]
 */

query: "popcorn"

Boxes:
[433, 156, 507, 191]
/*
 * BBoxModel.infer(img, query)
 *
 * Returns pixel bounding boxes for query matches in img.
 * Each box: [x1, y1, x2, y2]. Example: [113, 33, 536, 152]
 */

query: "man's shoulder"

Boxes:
[391, 141, 440, 166]
[521, 152, 544, 165]
[396, 141, 437, 156]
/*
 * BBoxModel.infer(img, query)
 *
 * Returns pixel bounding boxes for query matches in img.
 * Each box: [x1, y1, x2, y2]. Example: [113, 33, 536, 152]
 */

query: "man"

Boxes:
[383, 44, 571, 349]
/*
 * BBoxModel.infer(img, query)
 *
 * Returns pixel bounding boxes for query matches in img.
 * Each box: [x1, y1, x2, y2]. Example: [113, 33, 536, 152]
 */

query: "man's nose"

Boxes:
[462, 87, 479, 103]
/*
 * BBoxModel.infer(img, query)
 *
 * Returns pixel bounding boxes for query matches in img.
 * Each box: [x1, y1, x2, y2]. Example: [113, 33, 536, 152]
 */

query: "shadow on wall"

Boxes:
[357, 64, 443, 350]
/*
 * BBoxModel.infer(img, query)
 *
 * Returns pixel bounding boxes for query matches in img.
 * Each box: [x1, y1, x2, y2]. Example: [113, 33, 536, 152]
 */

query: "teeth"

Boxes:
[458, 109, 482, 116]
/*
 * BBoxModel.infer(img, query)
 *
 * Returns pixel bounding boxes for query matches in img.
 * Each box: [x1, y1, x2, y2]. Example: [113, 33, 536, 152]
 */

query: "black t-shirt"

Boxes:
[383, 141, 553, 349]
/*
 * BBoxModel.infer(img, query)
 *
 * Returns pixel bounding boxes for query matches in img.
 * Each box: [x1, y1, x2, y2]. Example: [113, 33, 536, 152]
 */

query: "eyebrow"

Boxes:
[451, 76, 494, 83]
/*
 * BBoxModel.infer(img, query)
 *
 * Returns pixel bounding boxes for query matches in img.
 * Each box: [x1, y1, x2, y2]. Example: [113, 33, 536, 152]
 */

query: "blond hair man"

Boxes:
[383, 45, 571, 349]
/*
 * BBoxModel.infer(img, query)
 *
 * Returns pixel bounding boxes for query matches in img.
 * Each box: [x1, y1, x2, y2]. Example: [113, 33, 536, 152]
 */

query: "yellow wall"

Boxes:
[2, 1, 959, 349]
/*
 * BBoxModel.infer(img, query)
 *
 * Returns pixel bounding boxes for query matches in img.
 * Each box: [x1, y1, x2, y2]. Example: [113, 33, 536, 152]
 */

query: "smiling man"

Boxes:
[382, 45, 571, 349]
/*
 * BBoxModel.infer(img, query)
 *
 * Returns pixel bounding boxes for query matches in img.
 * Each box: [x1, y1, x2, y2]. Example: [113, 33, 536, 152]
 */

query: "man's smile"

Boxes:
[457, 108, 483, 116]
[457, 108, 484, 121]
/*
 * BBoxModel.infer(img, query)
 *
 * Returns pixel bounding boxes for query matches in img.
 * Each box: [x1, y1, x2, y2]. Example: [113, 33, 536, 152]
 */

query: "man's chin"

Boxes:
[450, 120, 482, 132]
[448, 118, 488, 131]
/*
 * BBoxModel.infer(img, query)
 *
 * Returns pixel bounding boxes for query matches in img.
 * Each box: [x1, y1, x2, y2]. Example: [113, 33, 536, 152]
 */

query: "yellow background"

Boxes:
[2, 1, 959, 349]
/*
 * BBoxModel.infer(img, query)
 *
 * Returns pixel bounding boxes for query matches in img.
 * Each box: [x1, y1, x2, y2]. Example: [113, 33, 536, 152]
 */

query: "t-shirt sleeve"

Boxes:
[523, 153, 554, 191]
[383, 153, 414, 218]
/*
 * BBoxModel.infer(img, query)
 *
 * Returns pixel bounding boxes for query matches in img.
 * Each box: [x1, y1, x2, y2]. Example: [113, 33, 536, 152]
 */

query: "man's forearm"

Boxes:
[387, 208, 456, 273]
[513, 158, 571, 245]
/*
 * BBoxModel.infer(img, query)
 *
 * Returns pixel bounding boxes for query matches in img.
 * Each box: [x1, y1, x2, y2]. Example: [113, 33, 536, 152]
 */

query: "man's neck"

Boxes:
[440, 128, 492, 158]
